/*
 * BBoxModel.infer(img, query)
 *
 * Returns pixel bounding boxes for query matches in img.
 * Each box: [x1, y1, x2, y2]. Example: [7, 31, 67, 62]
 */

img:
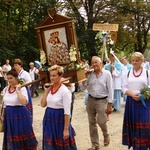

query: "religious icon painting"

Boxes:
[44, 27, 70, 65]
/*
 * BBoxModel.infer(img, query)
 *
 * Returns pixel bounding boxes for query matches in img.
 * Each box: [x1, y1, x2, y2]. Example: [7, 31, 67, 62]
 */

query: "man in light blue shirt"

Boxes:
[80, 56, 113, 150]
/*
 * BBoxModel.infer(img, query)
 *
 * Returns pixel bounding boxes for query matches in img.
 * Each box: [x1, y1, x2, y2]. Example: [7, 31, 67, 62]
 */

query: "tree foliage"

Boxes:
[0, 0, 56, 68]
[112, 0, 150, 54]
[56, 0, 150, 61]
[0, 0, 149, 68]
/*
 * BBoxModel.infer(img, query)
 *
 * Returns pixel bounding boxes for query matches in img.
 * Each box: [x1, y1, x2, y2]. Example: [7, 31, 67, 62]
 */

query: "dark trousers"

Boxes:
[30, 82, 39, 97]
[0, 77, 5, 92]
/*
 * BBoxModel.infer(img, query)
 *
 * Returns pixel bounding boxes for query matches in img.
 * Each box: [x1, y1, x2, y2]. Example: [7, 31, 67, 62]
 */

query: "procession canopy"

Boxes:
[35, 8, 86, 83]
[35, 7, 79, 66]
[93, 23, 119, 62]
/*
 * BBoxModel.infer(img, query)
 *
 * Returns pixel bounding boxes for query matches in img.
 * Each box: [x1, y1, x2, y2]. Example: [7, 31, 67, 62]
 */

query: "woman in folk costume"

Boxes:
[1, 69, 38, 149]
[41, 65, 77, 150]
[122, 52, 150, 150]
[105, 52, 123, 111]
[13, 59, 33, 122]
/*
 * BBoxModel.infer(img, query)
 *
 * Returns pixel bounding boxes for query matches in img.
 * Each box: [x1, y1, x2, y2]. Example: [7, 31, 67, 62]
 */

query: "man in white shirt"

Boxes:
[2, 59, 11, 85]
[29, 62, 39, 98]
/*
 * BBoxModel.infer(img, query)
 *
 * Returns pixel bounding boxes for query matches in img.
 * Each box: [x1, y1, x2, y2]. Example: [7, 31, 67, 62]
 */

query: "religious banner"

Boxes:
[44, 28, 70, 65]
[35, 8, 79, 66]
[35, 8, 86, 83]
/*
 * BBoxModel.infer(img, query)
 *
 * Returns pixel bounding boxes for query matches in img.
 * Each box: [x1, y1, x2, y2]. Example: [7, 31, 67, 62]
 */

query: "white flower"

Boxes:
[109, 39, 114, 45]
[40, 50, 46, 65]
[69, 45, 77, 62]
[71, 57, 77, 62]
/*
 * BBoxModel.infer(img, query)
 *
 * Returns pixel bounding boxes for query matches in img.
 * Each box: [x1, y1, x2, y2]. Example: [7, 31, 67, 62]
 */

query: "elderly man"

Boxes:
[2, 59, 12, 86]
[80, 56, 113, 150]
[29, 62, 39, 98]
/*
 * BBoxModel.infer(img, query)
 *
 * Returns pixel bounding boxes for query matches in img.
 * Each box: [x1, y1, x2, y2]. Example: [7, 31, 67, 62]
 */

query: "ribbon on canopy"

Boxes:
[102, 32, 108, 60]
[139, 93, 148, 108]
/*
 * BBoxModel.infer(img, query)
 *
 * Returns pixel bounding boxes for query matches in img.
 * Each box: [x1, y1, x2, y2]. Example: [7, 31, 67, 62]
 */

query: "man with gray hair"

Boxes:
[29, 62, 39, 98]
[80, 56, 113, 150]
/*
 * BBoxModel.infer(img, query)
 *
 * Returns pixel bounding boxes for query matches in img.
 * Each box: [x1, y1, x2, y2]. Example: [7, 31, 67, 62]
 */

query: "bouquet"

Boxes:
[140, 86, 150, 100]
[140, 86, 150, 108]
[63, 45, 85, 72]
[39, 49, 50, 71]
[40, 49, 46, 65]
[69, 45, 77, 62]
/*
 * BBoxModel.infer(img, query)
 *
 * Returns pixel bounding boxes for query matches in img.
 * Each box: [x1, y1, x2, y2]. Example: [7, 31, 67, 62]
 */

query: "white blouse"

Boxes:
[46, 84, 71, 115]
[2, 86, 28, 107]
[122, 68, 150, 94]
[19, 69, 32, 83]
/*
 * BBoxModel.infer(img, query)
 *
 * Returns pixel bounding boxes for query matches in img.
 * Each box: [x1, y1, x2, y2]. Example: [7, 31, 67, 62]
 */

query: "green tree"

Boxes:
[112, 0, 150, 53]
[56, 0, 150, 61]
[0, 0, 56, 68]
[57, 0, 111, 61]
[0, 0, 149, 67]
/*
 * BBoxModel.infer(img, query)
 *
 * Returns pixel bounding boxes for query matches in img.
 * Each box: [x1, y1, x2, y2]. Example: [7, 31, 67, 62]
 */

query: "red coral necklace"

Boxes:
[51, 83, 62, 94]
[133, 68, 143, 77]
[8, 86, 16, 94]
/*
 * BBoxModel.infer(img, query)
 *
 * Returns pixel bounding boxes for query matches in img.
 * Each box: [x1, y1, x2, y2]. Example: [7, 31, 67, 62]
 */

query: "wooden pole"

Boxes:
[21, 78, 44, 87]
[20, 77, 72, 88]
[101, 42, 105, 62]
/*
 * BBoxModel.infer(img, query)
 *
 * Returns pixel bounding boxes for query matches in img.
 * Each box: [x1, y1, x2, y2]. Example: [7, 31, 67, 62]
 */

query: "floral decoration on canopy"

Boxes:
[63, 45, 85, 72]
[40, 50, 46, 65]
[95, 31, 117, 60]
[39, 45, 84, 72]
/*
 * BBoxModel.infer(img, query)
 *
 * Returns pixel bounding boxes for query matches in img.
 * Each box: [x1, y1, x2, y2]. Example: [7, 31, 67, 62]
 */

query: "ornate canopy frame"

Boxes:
[35, 8, 79, 65]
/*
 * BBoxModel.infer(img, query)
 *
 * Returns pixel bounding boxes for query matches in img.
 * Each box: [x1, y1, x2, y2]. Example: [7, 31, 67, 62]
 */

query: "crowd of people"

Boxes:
[0, 52, 150, 150]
